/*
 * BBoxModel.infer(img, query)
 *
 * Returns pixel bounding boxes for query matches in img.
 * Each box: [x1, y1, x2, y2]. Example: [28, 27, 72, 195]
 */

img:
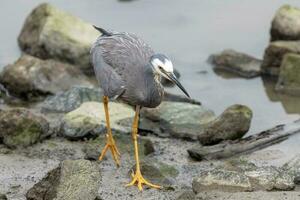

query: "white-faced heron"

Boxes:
[90, 26, 190, 191]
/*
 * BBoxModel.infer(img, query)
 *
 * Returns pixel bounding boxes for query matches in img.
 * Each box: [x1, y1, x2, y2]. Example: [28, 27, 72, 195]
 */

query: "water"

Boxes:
[1, 0, 300, 138]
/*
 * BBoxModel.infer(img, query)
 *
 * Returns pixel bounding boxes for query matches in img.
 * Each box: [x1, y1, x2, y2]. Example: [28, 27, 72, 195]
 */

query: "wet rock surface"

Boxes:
[61, 102, 134, 139]
[0, 55, 92, 100]
[276, 53, 300, 96]
[141, 102, 215, 140]
[18, 3, 99, 74]
[198, 104, 252, 145]
[261, 40, 300, 76]
[0, 108, 50, 149]
[26, 159, 101, 200]
[209, 49, 262, 78]
[41, 86, 103, 113]
[271, 5, 300, 41]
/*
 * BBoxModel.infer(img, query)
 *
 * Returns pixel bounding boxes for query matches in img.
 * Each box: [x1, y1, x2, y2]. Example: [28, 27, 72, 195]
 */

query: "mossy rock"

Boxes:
[0, 108, 50, 149]
[18, 3, 99, 74]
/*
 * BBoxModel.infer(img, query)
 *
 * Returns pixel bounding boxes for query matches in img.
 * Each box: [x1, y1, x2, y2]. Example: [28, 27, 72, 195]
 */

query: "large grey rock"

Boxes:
[0, 108, 50, 149]
[141, 102, 215, 140]
[245, 166, 294, 191]
[210, 49, 261, 78]
[0, 55, 92, 100]
[271, 5, 300, 41]
[18, 3, 99, 74]
[41, 86, 103, 113]
[276, 53, 300, 96]
[26, 159, 101, 200]
[192, 169, 252, 193]
[61, 102, 134, 139]
[197, 104, 252, 145]
[261, 40, 300, 76]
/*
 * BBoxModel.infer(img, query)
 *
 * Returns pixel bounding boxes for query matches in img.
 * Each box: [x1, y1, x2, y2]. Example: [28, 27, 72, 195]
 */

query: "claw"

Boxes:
[98, 135, 120, 167]
[126, 170, 161, 191]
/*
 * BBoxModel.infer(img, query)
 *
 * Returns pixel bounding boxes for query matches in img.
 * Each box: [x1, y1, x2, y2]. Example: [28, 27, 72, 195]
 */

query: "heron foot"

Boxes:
[98, 133, 120, 167]
[125, 169, 161, 191]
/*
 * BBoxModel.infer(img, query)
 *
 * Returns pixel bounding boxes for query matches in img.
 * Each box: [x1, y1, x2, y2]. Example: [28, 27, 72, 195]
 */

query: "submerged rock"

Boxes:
[41, 86, 103, 113]
[61, 102, 134, 139]
[0, 108, 50, 149]
[209, 49, 261, 78]
[0, 55, 92, 100]
[261, 40, 300, 76]
[192, 169, 252, 193]
[141, 102, 215, 140]
[271, 5, 300, 41]
[276, 53, 300, 96]
[26, 159, 101, 200]
[198, 104, 252, 145]
[18, 3, 99, 74]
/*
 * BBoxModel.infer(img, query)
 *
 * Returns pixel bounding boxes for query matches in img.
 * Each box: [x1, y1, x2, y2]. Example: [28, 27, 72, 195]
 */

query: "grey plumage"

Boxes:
[90, 28, 164, 108]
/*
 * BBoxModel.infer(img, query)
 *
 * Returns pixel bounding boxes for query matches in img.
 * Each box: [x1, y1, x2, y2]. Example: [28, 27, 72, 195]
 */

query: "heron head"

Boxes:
[150, 54, 190, 98]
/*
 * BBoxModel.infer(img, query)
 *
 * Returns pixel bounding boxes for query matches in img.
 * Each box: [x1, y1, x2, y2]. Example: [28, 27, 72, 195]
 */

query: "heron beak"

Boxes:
[165, 72, 190, 98]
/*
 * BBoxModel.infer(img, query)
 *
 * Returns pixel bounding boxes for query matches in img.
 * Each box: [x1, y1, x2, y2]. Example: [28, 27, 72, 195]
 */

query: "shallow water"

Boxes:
[1, 0, 300, 136]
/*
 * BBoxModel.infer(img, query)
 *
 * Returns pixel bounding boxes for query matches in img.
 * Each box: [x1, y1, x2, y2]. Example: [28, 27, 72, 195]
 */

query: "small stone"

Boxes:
[0, 55, 92, 100]
[0, 194, 7, 200]
[0, 108, 50, 149]
[209, 49, 261, 78]
[26, 159, 101, 200]
[143, 139, 155, 155]
[198, 104, 252, 145]
[276, 53, 300, 96]
[271, 5, 300, 41]
[294, 176, 300, 185]
[18, 3, 99, 74]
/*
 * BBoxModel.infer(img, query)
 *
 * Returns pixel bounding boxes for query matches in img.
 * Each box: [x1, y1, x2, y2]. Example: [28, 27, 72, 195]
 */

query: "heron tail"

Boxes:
[93, 25, 112, 36]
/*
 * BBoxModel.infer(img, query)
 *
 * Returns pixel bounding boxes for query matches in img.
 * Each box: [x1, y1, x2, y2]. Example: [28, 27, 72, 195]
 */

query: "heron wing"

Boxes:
[91, 32, 155, 100]
[91, 44, 125, 99]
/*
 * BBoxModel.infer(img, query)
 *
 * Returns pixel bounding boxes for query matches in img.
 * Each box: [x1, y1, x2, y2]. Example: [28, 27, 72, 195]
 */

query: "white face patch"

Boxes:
[151, 57, 174, 80]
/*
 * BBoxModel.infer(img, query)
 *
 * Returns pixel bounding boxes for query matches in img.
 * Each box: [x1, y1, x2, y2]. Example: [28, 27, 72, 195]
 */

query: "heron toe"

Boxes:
[98, 134, 121, 167]
[126, 170, 161, 191]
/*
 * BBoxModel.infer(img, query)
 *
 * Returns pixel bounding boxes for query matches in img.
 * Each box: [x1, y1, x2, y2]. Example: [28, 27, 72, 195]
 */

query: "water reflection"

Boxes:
[263, 77, 300, 114]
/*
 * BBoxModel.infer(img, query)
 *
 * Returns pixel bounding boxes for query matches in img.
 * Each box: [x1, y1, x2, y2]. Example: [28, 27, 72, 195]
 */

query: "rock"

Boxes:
[294, 176, 300, 185]
[261, 40, 300, 76]
[0, 108, 50, 149]
[245, 166, 294, 191]
[141, 102, 215, 140]
[143, 139, 155, 155]
[282, 154, 300, 176]
[176, 190, 196, 200]
[61, 102, 134, 139]
[192, 169, 252, 193]
[18, 3, 99, 74]
[0, 55, 92, 100]
[84, 134, 155, 161]
[129, 158, 179, 189]
[198, 104, 252, 145]
[271, 5, 300, 41]
[41, 86, 103, 113]
[26, 159, 101, 200]
[0, 194, 7, 200]
[209, 49, 262, 78]
[276, 53, 300, 96]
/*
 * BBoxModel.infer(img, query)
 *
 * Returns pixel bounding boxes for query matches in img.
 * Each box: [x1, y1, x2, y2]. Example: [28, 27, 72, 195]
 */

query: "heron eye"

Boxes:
[158, 66, 163, 70]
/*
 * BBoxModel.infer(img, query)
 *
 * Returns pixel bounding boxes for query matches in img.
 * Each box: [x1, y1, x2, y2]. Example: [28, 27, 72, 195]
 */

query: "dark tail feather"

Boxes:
[93, 25, 112, 36]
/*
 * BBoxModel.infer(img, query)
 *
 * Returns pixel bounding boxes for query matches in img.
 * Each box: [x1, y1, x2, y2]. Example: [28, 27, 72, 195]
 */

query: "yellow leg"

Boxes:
[98, 96, 120, 167]
[126, 106, 161, 191]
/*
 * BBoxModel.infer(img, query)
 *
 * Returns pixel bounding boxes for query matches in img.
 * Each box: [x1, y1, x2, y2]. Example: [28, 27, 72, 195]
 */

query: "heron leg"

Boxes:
[125, 106, 161, 191]
[98, 96, 120, 167]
